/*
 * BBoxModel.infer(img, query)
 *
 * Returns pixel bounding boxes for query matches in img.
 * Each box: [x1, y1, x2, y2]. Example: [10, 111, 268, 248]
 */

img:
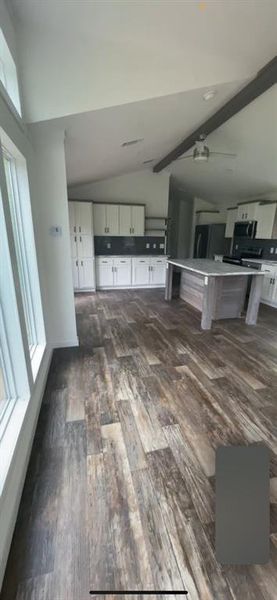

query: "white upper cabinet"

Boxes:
[131, 206, 144, 235]
[256, 203, 277, 239]
[75, 202, 93, 234]
[225, 208, 237, 238]
[93, 204, 119, 235]
[237, 202, 259, 221]
[94, 203, 144, 236]
[93, 204, 106, 235]
[68, 202, 76, 233]
[106, 204, 119, 235]
[119, 205, 132, 235]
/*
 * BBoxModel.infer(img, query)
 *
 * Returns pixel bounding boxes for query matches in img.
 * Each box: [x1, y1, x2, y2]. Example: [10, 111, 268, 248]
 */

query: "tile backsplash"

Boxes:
[94, 236, 166, 255]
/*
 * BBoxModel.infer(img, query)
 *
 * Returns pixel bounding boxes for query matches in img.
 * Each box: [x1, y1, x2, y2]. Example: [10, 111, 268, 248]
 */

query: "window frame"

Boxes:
[3, 148, 38, 355]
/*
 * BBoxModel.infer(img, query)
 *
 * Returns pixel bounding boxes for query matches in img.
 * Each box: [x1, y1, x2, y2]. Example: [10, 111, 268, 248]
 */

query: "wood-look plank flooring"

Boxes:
[1, 289, 277, 599]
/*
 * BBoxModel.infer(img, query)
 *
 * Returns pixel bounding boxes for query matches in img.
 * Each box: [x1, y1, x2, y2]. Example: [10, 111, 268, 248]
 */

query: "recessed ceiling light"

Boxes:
[121, 138, 144, 147]
[203, 89, 216, 101]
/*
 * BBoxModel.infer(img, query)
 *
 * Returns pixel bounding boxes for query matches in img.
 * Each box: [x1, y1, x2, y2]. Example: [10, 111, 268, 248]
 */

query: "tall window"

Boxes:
[3, 151, 37, 355]
[0, 29, 22, 116]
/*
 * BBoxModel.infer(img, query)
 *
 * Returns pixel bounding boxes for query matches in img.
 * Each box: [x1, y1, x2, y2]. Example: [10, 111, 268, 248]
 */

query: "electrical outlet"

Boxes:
[107, 242, 111, 249]
[159, 243, 165, 249]
[153, 243, 156, 249]
[275, 248, 277, 254]
[146, 243, 150, 249]
[270, 247, 274, 254]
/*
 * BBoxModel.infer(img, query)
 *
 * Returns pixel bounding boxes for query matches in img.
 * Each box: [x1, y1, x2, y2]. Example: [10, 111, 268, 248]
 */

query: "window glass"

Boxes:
[3, 153, 37, 353]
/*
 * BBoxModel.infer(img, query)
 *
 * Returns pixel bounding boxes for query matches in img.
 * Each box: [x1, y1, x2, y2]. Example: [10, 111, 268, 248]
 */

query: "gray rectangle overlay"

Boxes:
[216, 445, 269, 564]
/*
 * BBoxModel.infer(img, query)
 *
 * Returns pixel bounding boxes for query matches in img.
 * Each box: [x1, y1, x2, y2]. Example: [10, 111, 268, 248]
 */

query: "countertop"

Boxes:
[167, 258, 264, 277]
[96, 254, 167, 258]
[241, 258, 277, 265]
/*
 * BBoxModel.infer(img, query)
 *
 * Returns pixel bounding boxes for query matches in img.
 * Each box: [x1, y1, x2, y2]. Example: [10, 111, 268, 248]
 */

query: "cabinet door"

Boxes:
[132, 258, 150, 286]
[119, 205, 132, 235]
[75, 202, 92, 234]
[93, 204, 106, 235]
[70, 234, 78, 258]
[225, 208, 237, 238]
[72, 258, 79, 289]
[150, 258, 167, 285]
[96, 258, 114, 287]
[271, 275, 277, 305]
[261, 265, 275, 302]
[106, 204, 119, 235]
[68, 202, 76, 233]
[113, 258, 132, 286]
[256, 204, 276, 239]
[78, 258, 95, 289]
[77, 234, 93, 258]
[131, 206, 145, 235]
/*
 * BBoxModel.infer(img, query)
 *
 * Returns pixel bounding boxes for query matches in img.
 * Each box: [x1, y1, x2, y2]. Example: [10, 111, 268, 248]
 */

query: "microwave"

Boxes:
[233, 220, 257, 239]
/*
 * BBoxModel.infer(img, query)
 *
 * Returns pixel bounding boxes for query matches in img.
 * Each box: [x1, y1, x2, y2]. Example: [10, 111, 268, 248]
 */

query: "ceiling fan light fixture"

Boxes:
[203, 89, 216, 101]
[193, 145, 209, 162]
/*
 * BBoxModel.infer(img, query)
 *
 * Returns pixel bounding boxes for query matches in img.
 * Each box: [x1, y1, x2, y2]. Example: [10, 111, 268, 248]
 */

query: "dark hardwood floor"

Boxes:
[1, 289, 277, 599]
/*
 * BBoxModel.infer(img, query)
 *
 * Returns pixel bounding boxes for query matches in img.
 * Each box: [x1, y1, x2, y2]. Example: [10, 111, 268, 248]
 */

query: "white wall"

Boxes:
[29, 125, 78, 348]
[68, 170, 170, 218]
[0, 2, 78, 587]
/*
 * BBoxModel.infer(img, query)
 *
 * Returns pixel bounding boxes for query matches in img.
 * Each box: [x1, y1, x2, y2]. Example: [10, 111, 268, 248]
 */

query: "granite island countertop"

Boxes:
[167, 258, 264, 277]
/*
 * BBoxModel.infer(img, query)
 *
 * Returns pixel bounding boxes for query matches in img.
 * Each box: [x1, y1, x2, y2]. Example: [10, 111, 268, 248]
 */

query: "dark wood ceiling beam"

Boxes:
[153, 55, 277, 173]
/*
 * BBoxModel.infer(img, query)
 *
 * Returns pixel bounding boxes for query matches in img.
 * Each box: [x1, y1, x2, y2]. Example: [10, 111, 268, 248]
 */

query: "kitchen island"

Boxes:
[165, 258, 264, 330]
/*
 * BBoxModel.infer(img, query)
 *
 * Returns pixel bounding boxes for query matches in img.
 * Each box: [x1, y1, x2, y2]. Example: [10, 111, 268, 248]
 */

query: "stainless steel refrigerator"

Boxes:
[193, 223, 227, 258]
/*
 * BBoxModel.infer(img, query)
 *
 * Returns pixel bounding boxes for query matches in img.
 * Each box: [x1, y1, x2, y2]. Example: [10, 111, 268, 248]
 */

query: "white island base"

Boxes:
[165, 259, 264, 330]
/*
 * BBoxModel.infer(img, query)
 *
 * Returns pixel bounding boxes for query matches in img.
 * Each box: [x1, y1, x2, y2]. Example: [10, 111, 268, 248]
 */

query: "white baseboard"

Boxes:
[96, 285, 166, 290]
[50, 337, 79, 349]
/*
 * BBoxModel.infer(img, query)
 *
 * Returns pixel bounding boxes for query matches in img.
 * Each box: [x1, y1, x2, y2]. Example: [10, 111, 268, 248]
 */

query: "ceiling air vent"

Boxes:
[121, 138, 144, 147]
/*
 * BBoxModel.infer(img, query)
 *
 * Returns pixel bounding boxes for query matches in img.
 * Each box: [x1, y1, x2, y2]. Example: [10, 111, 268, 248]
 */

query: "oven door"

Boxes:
[234, 221, 257, 239]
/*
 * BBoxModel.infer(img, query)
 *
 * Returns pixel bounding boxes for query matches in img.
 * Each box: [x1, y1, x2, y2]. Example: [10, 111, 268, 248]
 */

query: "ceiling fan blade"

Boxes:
[210, 152, 237, 158]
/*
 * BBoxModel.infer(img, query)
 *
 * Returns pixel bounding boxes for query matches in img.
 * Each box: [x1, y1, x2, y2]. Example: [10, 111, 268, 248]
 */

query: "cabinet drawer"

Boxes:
[113, 257, 132, 266]
[96, 257, 113, 266]
[132, 257, 151, 265]
[150, 256, 167, 265]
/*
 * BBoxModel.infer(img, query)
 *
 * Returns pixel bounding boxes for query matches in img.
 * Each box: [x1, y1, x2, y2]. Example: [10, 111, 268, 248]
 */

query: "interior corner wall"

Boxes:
[68, 170, 170, 218]
[29, 126, 78, 348]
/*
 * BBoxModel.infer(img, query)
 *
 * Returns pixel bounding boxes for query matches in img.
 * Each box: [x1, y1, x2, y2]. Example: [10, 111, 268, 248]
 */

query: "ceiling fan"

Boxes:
[176, 134, 237, 163]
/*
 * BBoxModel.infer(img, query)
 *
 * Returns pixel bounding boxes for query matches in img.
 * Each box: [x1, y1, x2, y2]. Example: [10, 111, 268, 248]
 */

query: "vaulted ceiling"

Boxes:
[11, 0, 277, 202]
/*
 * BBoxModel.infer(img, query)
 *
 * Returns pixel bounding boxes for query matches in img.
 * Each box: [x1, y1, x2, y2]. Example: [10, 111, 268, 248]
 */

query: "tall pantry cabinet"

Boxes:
[69, 201, 95, 290]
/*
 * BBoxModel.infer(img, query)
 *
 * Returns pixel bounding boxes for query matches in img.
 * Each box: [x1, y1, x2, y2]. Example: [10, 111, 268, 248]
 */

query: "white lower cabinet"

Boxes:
[72, 258, 95, 290]
[132, 257, 150, 286]
[96, 257, 114, 287]
[96, 256, 167, 289]
[113, 257, 132, 286]
[150, 257, 167, 285]
[260, 264, 277, 307]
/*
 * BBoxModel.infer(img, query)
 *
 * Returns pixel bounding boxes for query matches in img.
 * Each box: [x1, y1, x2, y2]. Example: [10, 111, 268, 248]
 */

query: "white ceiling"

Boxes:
[11, 0, 277, 203]
[171, 85, 277, 204]
[11, 0, 277, 123]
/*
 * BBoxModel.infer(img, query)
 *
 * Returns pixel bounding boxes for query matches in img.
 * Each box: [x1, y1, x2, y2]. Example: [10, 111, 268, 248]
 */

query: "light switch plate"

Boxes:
[153, 243, 156, 248]
[270, 247, 274, 254]
[49, 225, 62, 236]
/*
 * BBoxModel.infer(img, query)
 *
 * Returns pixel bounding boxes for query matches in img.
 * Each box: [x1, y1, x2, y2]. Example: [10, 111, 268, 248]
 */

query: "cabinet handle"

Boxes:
[80, 236, 82, 242]
[76, 260, 78, 266]
[81, 261, 83, 266]
[130, 227, 132, 234]
[74, 236, 77, 242]
[79, 226, 81, 232]
[132, 227, 134, 233]
[107, 227, 109, 233]
[74, 226, 76, 232]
